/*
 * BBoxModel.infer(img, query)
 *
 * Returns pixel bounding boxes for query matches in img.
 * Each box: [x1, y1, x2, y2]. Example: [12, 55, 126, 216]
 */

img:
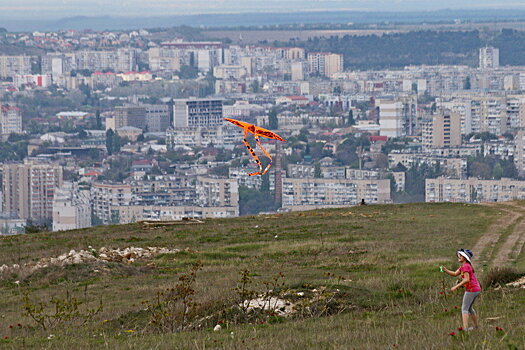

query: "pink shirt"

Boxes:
[459, 263, 481, 292]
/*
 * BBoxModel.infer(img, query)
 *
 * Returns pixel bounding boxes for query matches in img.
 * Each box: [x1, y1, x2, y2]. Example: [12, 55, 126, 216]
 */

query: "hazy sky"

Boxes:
[2, 0, 525, 19]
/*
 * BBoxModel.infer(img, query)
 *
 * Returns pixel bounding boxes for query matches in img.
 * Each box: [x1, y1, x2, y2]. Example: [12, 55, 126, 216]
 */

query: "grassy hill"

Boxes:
[1, 202, 525, 349]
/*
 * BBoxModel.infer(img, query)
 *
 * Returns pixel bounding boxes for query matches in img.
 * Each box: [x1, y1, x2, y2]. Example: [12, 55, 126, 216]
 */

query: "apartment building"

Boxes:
[144, 104, 170, 132]
[111, 105, 147, 130]
[41, 53, 75, 79]
[52, 182, 91, 231]
[514, 129, 525, 177]
[113, 204, 238, 223]
[229, 168, 263, 189]
[13, 74, 52, 88]
[307, 52, 343, 77]
[0, 55, 32, 78]
[147, 47, 182, 72]
[128, 175, 196, 206]
[173, 98, 223, 128]
[166, 125, 242, 150]
[479, 47, 499, 69]
[195, 176, 239, 208]
[506, 95, 525, 130]
[159, 40, 223, 72]
[223, 101, 264, 119]
[421, 110, 461, 150]
[279, 47, 305, 60]
[0, 216, 26, 235]
[282, 178, 391, 211]
[91, 183, 132, 224]
[213, 65, 248, 80]
[378, 96, 418, 138]
[72, 49, 137, 72]
[291, 61, 307, 81]
[426, 177, 525, 203]
[2, 160, 63, 224]
[0, 105, 22, 137]
[389, 152, 467, 178]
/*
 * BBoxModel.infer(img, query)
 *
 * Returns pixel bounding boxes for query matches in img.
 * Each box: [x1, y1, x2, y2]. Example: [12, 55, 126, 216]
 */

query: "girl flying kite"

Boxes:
[441, 249, 481, 331]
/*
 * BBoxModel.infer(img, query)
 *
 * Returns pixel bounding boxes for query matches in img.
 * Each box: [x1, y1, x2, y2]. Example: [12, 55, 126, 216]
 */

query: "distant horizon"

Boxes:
[2, 7, 525, 32]
[3, 1, 525, 21]
[0, 3, 525, 20]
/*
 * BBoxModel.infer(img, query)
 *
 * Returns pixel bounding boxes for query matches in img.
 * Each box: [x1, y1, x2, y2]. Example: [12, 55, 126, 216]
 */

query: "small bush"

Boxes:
[483, 267, 523, 288]
[22, 288, 103, 331]
[144, 261, 203, 333]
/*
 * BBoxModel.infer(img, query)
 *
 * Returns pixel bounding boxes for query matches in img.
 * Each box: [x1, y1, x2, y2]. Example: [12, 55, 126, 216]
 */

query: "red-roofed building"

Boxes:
[369, 135, 388, 142]
[131, 159, 155, 172]
[83, 170, 102, 177]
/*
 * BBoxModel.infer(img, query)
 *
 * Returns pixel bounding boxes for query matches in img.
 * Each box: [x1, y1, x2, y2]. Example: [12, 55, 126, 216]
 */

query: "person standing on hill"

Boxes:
[441, 249, 482, 331]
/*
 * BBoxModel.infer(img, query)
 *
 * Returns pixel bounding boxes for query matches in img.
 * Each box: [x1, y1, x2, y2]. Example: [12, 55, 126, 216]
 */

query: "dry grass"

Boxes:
[0, 203, 524, 349]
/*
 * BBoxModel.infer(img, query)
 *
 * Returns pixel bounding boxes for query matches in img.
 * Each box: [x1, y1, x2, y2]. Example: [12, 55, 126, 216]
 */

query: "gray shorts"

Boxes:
[462, 291, 480, 314]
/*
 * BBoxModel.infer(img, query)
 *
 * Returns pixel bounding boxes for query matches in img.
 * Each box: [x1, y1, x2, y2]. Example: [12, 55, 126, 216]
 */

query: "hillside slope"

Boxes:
[0, 202, 524, 349]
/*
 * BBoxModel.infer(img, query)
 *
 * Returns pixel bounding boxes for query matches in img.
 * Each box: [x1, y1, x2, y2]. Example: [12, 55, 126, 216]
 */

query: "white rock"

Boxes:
[213, 324, 221, 331]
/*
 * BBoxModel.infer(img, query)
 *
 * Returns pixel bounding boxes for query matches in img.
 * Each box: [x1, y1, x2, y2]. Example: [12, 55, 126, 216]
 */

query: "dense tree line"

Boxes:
[467, 155, 517, 180]
[277, 29, 525, 69]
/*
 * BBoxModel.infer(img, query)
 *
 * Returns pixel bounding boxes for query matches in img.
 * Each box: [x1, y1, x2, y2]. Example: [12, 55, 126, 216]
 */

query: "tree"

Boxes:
[95, 110, 102, 129]
[268, 108, 278, 129]
[347, 110, 355, 126]
[314, 162, 322, 178]
[492, 163, 504, 179]
[105, 129, 121, 155]
[251, 80, 260, 93]
[374, 153, 389, 169]
[113, 132, 122, 153]
[238, 186, 276, 216]
[261, 173, 270, 192]
[464, 76, 471, 90]
[106, 129, 115, 155]
[178, 65, 198, 79]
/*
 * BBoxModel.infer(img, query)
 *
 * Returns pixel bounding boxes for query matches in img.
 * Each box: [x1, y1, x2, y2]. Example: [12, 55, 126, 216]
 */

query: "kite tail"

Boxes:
[255, 136, 273, 175]
[243, 128, 263, 176]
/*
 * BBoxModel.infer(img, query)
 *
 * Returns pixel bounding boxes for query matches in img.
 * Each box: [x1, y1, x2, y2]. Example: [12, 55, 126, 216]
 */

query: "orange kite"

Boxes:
[224, 118, 286, 176]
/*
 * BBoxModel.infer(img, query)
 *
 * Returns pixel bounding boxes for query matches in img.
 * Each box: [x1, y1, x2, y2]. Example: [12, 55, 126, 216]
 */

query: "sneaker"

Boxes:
[467, 326, 479, 331]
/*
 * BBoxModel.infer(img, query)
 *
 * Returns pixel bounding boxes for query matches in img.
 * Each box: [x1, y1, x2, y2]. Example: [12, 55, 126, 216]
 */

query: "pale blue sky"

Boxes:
[1, 0, 525, 19]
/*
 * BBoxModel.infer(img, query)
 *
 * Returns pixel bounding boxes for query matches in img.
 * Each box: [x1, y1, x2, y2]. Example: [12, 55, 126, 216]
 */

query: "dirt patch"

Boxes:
[474, 205, 522, 265]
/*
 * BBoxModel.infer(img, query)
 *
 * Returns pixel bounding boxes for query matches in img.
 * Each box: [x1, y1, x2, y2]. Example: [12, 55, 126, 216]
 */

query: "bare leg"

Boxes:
[462, 313, 469, 329]
[471, 313, 479, 327]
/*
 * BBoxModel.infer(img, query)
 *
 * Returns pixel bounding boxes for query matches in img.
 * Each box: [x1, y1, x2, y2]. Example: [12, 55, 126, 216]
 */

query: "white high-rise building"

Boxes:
[479, 47, 500, 69]
[378, 97, 417, 138]
[91, 183, 132, 225]
[0, 55, 32, 78]
[0, 105, 22, 137]
[2, 160, 63, 224]
[173, 98, 223, 128]
[52, 182, 91, 231]
[307, 52, 343, 77]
